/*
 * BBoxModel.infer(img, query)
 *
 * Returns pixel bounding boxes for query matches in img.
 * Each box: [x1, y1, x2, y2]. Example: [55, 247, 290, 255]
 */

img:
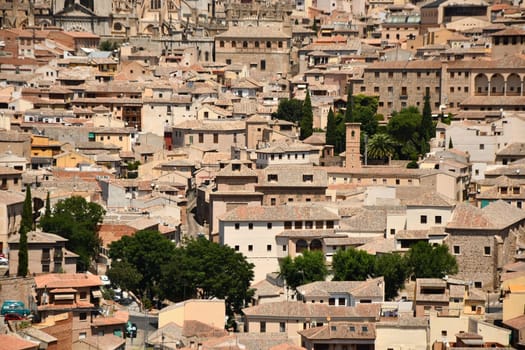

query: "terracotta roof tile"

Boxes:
[34, 273, 103, 289]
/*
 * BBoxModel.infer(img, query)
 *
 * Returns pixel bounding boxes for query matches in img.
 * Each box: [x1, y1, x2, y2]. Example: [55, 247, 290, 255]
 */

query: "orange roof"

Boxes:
[34, 273, 102, 289]
[0, 334, 38, 349]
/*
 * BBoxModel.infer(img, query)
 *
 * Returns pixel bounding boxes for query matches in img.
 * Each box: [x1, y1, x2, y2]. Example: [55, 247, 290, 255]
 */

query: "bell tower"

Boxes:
[345, 123, 361, 169]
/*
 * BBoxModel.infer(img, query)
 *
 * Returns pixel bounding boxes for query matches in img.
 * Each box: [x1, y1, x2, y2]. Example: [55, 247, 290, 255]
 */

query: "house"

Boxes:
[0, 334, 39, 350]
[171, 120, 246, 153]
[255, 141, 322, 168]
[8, 230, 78, 276]
[0, 191, 24, 254]
[299, 322, 376, 350]
[446, 200, 525, 290]
[33, 273, 122, 342]
[296, 277, 385, 305]
[218, 203, 340, 282]
[158, 299, 226, 329]
[242, 301, 380, 345]
[0, 166, 23, 191]
[375, 316, 429, 350]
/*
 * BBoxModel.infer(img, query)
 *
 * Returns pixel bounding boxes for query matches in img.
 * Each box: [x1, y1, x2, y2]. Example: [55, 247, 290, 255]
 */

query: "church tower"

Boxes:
[345, 123, 361, 169]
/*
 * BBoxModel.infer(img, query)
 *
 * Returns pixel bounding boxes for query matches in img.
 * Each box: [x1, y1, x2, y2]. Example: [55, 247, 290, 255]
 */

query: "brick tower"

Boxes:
[345, 123, 361, 169]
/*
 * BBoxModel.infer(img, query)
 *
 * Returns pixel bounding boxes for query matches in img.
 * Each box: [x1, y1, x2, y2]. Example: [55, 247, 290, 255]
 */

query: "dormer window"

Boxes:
[303, 174, 313, 182]
[232, 164, 241, 171]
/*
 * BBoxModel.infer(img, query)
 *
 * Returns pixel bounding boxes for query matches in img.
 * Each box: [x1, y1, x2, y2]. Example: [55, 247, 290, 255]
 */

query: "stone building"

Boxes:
[215, 25, 292, 77]
[445, 200, 525, 291]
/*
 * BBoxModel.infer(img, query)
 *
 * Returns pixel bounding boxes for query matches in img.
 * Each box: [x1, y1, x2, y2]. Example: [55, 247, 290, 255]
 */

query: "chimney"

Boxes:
[345, 123, 361, 169]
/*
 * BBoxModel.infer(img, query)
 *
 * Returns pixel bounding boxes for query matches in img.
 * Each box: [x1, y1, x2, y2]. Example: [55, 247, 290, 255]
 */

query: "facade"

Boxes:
[8, 230, 78, 276]
[215, 25, 292, 76]
[158, 299, 226, 329]
[0, 191, 23, 255]
[218, 204, 340, 282]
[171, 120, 246, 153]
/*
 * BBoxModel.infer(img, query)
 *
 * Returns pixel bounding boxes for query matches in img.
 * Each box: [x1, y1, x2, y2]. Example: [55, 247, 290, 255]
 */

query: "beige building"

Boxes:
[375, 317, 428, 350]
[215, 25, 292, 77]
[158, 299, 225, 329]
[0, 191, 23, 255]
[171, 120, 246, 153]
[8, 230, 77, 276]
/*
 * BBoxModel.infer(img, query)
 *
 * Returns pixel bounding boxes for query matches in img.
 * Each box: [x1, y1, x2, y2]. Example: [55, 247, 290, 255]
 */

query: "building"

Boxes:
[8, 230, 78, 276]
[0, 191, 24, 254]
[158, 299, 226, 329]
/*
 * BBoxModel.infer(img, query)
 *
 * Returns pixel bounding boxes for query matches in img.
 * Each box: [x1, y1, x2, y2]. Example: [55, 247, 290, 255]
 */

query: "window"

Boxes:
[267, 244, 272, 252]
[479, 144, 484, 150]
[282, 245, 287, 251]
[242, 41, 248, 48]
[219, 40, 224, 47]
[260, 321, 266, 332]
[420, 215, 427, 224]
[295, 221, 302, 229]
[198, 133, 204, 143]
[390, 228, 395, 235]
[326, 221, 334, 229]
[260, 59, 266, 71]
[213, 133, 218, 144]
[268, 174, 278, 182]
[474, 281, 482, 288]
[235, 245, 239, 251]
[375, 72, 380, 78]
[270, 198, 276, 206]
[303, 174, 313, 182]
[441, 330, 447, 336]
[79, 292, 87, 300]
[248, 245, 253, 252]
[484, 246, 491, 255]
[362, 326, 368, 332]
[453, 245, 460, 255]
[284, 221, 292, 229]
[42, 264, 49, 272]
[267, 223, 272, 229]
[248, 223, 253, 230]
[235, 223, 240, 230]
[435, 216, 442, 224]
[338, 298, 346, 305]
[266, 41, 271, 48]
[231, 41, 236, 48]
[280, 322, 285, 332]
[79, 313, 87, 321]
[255, 41, 260, 48]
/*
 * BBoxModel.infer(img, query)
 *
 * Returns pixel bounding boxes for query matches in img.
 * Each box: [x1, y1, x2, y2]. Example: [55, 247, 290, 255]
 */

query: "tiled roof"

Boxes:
[297, 277, 384, 299]
[34, 273, 103, 289]
[0, 334, 39, 350]
[496, 142, 525, 156]
[173, 119, 245, 131]
[503, 314, 525, 330]
[215, 26, 291, 39]
[257, 165, 327, 187]
[252, 278, 283, 298]
[8, 230, 67, 244]
[298, 322, 376, 340]
[219, 204, 339, 222]
[276, 229, 340, 238]
[447, 200, 525, 230]
[182, 320, 229, 338]
[216, 163, 258, 177]
[0, 191, 24, 205]
[243, 301, 380, 320]
[340, 208, 387, 232]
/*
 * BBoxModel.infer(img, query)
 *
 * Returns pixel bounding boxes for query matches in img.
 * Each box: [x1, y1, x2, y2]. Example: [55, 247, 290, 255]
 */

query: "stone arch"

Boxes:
[490, 73, 505, 95]
[507, 73, 521, 95]
[309, 239, 322, 251]
[474, 73, 489, 95]
[143, 24, 156, 35]
[296, 239, 308, 253]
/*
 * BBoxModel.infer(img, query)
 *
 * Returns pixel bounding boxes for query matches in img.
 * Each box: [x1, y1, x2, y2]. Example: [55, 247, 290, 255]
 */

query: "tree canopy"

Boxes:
[109, 234, 254, 316]
[325, 108, 337, 148]
[40, 196, 105, 271]
[300, 90, 314, 140]
[279, 250, 328, 291]
[273, 98, 304, 123]
[332, 247, 375, 282]
[367, 133, 397, 162]
[405, 241, 458, 279]
[387, 106, 423, 160]
[17, 186, 32, 277]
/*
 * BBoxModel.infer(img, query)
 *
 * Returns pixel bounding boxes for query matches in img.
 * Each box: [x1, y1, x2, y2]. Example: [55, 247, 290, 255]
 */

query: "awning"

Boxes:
[54, 294, 74, 300]
[91, 290, 102, 299]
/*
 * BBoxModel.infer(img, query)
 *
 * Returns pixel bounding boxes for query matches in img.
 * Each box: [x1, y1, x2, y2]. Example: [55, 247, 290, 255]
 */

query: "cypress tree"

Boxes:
[421, 93, 434, 142]
[18, 185, 32, 277]
[326, 108, 337, 147]
[300, 90, 313, 140]
[448, 137, 453, 149]
[43, 191, 51, 220]
[344, 83, 354, 122]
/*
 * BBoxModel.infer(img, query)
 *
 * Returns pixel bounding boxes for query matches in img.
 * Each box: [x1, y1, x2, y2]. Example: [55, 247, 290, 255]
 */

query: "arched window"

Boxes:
[243, 41, 248, 48]
[232, 41, 236, 48]
[278, 41, 283, 48]
[255, 41, 260, 48]
[296, 239, 308, 253]
[219, 40, 224, 48]
[310, 239, 322, 251]
[266, 41, 271, 48]
[204, 51, 209, 61]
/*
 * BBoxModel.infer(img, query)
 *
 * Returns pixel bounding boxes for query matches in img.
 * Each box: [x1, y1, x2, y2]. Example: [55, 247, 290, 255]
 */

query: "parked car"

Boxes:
[1, 301, 30, 317]
[0, 257, 8, 265]
[4, 313, 25, 322]
[125, 321, 137, 338]
[100, 275, 111, 286]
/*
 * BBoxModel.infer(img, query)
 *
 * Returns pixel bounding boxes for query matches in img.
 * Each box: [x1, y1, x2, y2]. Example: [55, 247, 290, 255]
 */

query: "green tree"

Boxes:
[374, 253, 408, 300]
[332, 248, 375, 281]
[449, 137, 453, 149]
[162, 237, 255, 316]
[109, 230, 176, 300]
[43, 192, 51, 221]
[387, 106, 423, 160]
[420, 94, 434, 154]
[40, 196, 105, 271]
[99, 40, 119, 51]
[345, 84, 354, 122]
[279, 250, 328, 291]
[107, 260, 143, 292]
[405, 242, 458, 279]
[17, 186, 32, 277]
[300, 90, 313, 140]
[273, 98, 304, 123]
[325, 108, 337, 147]
[367, 133, 397, 163]
[353, 95, 379, 137]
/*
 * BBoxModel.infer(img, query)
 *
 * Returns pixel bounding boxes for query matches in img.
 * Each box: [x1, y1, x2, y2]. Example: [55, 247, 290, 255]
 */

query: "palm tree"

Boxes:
[367, 133, 397, 164]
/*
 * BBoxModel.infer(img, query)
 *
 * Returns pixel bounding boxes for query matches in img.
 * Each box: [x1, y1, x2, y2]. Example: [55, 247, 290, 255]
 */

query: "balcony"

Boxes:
[399, 95, 408, 100]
